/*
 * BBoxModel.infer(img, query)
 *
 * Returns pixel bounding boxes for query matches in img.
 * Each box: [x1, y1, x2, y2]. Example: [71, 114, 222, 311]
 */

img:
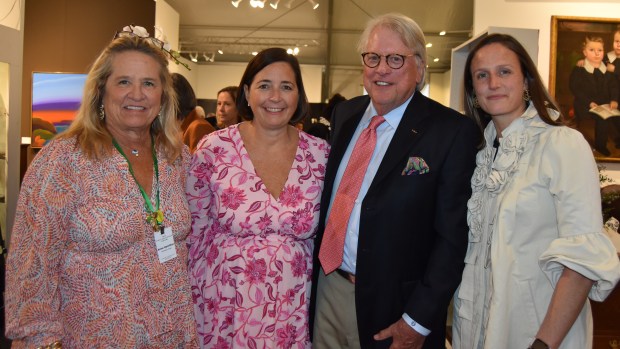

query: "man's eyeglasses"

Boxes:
[361, 52, 415, 69]
[114, 30, 190, 70]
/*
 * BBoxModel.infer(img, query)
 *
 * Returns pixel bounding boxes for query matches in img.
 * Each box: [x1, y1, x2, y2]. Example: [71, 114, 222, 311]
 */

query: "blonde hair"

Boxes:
[59, 35, 182, 162]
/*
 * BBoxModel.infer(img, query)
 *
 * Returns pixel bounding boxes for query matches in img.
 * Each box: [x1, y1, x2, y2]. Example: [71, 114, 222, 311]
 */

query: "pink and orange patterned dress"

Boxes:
[186, 125, 329, 349]
[5, 137, 198, 348]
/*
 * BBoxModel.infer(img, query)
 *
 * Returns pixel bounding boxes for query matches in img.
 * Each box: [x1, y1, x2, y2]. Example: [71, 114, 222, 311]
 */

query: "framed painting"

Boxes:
[550, 16, 620, 161]
[31, 72, 87, 148]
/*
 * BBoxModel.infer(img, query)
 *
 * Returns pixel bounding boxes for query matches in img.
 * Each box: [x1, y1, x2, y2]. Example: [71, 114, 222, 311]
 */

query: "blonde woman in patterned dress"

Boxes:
[5, 26, 198, 348]
[187, 47, 330, 348]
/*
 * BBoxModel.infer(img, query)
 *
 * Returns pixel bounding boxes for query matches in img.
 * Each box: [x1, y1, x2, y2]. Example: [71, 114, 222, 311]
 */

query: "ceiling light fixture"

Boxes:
[426, 43, 432, 48]
[270, 0, 280, 9]
[250, 0, 265, 8]
[202, 53, 215, 62]
[189, 52, 198, 62]
[433, 57, 439, 62]
[308, 0, 319, 9]
[231, 0, 243, 8]
[218, 49, 224, 54]
[439, 30, 446, 36]
[286, 47, 300, 55]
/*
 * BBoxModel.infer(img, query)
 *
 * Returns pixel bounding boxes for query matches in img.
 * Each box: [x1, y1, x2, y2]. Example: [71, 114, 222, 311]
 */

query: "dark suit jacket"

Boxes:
[311, 93, 479, 349]
[569, 66, 619, 119]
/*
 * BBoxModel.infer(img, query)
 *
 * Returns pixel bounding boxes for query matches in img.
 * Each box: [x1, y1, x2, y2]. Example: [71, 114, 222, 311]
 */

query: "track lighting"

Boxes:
[218, 49, 224, 55]
[189, 52, 198, 62]
[250, 0, 265, 8]
[231, 0, 243, 7]
[270, 0, 280, 9]
[286, 47, 300, 55]
[308, 0, 319, 9]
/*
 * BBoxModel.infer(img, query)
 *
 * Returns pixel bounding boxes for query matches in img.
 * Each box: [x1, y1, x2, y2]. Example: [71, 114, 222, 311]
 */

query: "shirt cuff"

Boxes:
[401, 313, 431, 336]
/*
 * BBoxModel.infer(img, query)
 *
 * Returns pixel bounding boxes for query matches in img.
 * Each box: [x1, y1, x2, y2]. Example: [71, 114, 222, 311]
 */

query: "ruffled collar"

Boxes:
[584, 59, 607, 74]
[467, 103, 553, 240]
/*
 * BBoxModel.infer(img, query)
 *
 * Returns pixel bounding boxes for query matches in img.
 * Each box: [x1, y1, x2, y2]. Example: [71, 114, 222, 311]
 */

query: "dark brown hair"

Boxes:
[463, 33, 562, 148]
[172, 73, 197, 121]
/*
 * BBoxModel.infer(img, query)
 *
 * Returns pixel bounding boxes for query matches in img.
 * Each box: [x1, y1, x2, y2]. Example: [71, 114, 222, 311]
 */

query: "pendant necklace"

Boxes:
[131, 149, 139, 156]
[112, 137, 164, 231]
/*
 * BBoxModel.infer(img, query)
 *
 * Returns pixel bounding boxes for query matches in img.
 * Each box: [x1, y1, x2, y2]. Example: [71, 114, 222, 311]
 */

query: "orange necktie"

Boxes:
[319, 115, 385, 274]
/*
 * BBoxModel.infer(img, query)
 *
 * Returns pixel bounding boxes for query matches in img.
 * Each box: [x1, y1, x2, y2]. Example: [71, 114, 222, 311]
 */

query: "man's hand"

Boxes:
[373, 318, 426, 349]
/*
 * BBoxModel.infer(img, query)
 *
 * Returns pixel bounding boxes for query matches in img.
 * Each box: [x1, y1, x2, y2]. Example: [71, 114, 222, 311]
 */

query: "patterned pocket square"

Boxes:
[402, 156, 429, 175]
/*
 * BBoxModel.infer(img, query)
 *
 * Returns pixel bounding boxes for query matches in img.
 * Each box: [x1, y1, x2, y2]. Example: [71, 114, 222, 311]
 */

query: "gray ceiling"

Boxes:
[165, 0, 474, 73]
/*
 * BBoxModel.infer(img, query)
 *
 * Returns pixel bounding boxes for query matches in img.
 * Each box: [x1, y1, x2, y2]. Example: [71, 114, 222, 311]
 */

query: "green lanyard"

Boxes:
[112, 137, 163, 231]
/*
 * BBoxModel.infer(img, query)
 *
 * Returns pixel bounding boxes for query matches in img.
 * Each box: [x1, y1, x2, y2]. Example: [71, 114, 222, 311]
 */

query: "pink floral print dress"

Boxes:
[186, 125, 329, 349]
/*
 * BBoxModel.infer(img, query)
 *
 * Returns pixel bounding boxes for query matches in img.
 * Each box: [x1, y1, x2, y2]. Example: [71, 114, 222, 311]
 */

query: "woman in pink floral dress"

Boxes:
[187, 48, 329, 349]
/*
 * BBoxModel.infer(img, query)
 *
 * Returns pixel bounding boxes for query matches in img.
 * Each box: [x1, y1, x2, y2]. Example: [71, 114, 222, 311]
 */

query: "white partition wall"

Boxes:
[0, 0, 24, 243]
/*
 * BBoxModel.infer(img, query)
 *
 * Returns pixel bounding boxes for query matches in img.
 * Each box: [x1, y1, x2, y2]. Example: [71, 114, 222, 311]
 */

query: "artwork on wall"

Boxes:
[550, 16, 620, 162]
[31, 72, 86, 148]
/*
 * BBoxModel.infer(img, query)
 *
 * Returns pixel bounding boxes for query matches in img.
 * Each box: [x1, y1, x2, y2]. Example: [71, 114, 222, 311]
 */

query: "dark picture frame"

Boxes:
[550, 16, 620, 162]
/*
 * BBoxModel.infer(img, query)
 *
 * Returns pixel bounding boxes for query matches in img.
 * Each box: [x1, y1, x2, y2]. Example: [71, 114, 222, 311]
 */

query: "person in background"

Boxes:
[569, 35, 619, 157]
[602, 29, 620, 78]
[452, 33, 620, 349]
[215, 85, 242, 129]
[4, 25, 198, 348]
[205, 111, 218, 129]
[307, 93, 347, 143]
[186, 47, 330, 348]
[311, 13, 479, 349]
[172, 72, 216, 153]
[195, 105, 207, 119]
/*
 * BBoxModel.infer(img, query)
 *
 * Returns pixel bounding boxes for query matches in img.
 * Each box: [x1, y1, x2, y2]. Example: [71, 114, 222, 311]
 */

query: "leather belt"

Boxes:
[336, 269, 356, 284]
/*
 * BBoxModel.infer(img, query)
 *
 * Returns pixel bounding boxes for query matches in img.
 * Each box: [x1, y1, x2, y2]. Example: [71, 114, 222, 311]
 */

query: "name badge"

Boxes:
[153, 226, 177, 263]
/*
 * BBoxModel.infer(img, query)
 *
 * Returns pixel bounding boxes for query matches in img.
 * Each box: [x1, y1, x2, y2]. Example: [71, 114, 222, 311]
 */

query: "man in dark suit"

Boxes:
[311, 13, 479, 349]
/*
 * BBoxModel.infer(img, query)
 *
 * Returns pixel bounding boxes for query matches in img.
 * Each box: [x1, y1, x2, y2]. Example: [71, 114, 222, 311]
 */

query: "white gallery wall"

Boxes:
[193, 62, 325, 103]
[474, 0, 620, 181]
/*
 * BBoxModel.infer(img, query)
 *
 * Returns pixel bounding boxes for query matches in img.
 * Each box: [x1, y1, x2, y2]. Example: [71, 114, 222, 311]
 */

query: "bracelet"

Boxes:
[36, 340, 62, 349]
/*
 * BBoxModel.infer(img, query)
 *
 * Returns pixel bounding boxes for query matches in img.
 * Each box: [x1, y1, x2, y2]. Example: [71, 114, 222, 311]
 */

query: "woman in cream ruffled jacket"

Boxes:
[452, 33, 620, 349]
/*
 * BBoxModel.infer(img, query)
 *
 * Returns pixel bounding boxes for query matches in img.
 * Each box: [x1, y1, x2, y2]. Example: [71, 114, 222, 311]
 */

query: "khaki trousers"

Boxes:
[313, 269, 360, 349]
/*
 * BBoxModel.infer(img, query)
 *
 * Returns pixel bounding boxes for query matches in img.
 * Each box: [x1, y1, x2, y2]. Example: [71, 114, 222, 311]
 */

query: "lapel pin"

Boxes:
[411, 129, 418, 134]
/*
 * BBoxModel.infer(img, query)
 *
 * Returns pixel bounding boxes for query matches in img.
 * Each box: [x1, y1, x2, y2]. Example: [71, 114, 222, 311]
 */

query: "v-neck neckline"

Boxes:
[235, 124, 300, 201]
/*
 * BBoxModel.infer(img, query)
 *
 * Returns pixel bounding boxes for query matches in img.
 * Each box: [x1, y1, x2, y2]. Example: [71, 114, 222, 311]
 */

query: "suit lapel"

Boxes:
[320, 96, 370, 221]
[370, 92, 431, 187]
[324, 96, 370, 185]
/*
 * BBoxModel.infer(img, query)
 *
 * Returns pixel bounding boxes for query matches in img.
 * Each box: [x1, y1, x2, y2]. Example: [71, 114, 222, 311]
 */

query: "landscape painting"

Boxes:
[31, 72, 86, 148]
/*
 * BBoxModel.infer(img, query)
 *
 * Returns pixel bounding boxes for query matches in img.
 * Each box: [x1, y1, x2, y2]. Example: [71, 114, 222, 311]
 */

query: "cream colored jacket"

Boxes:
[452, 105, 620, 349]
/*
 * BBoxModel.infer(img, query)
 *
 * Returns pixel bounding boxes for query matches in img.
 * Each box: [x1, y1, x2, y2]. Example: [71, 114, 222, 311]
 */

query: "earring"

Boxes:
[98, 104, 105, 120]
[523, 89, 531, 102]
[473, 96, 480, 109]
[157, 106, 162, 118]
